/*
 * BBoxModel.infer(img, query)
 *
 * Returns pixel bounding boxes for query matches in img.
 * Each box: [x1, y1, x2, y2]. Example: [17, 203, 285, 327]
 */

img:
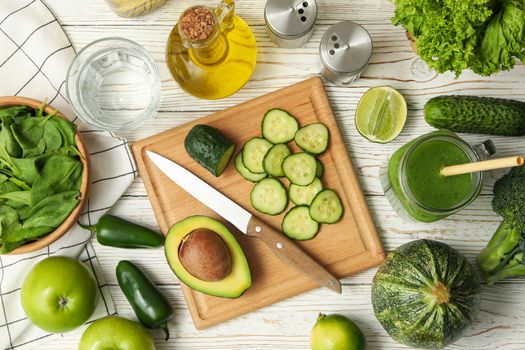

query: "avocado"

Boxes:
[165, 216, 251, 298]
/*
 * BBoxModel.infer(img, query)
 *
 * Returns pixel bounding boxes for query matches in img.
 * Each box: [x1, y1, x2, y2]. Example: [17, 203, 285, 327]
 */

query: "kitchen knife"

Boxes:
[146, 150, 342, 294]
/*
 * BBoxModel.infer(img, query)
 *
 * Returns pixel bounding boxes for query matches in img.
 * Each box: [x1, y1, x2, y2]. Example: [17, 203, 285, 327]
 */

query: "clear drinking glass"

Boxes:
[66, 37, 161, 131]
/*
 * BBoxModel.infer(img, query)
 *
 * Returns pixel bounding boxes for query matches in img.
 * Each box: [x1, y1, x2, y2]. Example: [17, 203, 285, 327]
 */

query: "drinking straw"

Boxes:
[441, 156, 524, 177]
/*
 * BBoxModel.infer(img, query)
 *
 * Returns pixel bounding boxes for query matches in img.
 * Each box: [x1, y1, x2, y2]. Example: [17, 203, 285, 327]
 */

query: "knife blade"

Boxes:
[146, 150, 341, 294]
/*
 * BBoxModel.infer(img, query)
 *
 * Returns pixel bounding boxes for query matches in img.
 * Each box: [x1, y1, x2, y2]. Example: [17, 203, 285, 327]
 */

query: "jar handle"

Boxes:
[473, 140, 496, 160]
[215, 0, 235, 30]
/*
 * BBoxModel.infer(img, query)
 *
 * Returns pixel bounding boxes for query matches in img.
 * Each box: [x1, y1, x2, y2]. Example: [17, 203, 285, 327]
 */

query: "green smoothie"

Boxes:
[387, 131, 480, 222]
[405, 140, 472, 209]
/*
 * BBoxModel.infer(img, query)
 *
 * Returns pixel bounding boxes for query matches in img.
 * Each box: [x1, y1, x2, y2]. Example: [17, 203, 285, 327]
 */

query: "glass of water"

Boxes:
[66, 37, 160, 131]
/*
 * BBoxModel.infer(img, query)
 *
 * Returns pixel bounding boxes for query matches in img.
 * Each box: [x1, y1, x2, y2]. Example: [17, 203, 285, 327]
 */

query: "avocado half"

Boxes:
[165, 216, 252, 298]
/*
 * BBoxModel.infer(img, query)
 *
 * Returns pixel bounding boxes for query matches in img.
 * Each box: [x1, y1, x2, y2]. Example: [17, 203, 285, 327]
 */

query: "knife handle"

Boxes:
[247, 216, 342, 294]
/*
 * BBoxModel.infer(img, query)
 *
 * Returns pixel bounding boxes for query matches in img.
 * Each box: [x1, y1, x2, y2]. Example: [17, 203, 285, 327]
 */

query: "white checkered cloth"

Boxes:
[0, 1, 137, 349]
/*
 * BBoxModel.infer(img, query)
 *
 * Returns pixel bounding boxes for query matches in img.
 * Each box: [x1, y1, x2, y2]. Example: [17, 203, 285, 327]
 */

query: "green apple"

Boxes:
[79, 316, 156, 350]
[21, 256, 98, 333]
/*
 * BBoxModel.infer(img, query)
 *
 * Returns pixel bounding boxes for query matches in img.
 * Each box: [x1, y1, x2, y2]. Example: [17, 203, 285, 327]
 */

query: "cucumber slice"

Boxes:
[262, 109, 299, 144]
[263, 144, 292, 177]
[250, 178, 288, 215]
[282, 152, 317, 186]
[295, 123, 329, 154]
[282, 206, 319, 240]
[316, 159, 324, 178]
[309, 189, 344, 224]
[289, 177, 323, 206]
[235, 152, 267, 182]
[242, 137, 273, 174]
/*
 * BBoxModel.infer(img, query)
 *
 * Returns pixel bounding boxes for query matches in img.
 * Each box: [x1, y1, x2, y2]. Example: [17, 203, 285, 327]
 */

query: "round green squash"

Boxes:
[371, 239, 480, 349]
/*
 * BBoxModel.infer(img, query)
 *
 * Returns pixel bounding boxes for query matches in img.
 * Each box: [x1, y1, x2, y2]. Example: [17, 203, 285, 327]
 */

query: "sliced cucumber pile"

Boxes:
[250, 178, 288, 215]
[262, 109, 299, 144]
[309, 189, 344, 224]
[282, 153, 317, 186]
[282, 206, 319, 240]
[263, 144, 291, 177]
[295, 123, 329, 154]
[242, 137, 273, 174]
[235, 152, 267, 182]
[289, 177, 323, 206]
[234, 108, 344, 241]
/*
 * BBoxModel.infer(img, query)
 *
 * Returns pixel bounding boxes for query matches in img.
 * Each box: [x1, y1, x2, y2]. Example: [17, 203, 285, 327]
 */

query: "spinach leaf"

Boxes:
[0, 191, 30, 206]
[22, 190, 80, 228]
[11, 115, 51, 157]
[0, 106, 33, 122]
[0, 116, 22, 157]
[0, 226, 52, 254]
[30, 155, 83, 206]
[0, 205, 21, 246]
[43, 120, 63, 151]
[49, 116, 77, 147]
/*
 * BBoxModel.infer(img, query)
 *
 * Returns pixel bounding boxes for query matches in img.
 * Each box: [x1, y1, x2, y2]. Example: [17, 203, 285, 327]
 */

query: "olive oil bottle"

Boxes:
[166, 0, 257, 100]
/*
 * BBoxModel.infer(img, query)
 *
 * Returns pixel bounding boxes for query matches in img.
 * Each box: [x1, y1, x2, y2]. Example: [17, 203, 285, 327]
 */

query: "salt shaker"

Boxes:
[319, 21, 373, 86]
[264, 0, 317, 48]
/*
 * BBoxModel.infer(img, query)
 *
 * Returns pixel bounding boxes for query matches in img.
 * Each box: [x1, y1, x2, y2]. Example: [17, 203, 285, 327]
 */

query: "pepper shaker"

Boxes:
[265, 0, 317, 48]
[319, 21, 373, 86]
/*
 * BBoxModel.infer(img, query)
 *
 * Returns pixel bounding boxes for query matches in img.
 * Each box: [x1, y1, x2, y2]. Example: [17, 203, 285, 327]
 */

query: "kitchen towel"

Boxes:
[0, 1, 137, 349]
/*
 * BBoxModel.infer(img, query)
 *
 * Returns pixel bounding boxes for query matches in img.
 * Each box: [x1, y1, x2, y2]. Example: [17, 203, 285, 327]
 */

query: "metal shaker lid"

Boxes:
[320, 21, 373, 74]
[265, 0, 317, 39]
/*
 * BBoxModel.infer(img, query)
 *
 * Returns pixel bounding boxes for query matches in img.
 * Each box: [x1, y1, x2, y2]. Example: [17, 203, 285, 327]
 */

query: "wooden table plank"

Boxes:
[37, 0, 525, 348]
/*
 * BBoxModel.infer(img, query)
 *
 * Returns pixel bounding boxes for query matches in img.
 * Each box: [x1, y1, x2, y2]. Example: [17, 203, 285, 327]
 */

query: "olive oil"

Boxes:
[104, 0, 166, 17]
[166, 1, 257, 100]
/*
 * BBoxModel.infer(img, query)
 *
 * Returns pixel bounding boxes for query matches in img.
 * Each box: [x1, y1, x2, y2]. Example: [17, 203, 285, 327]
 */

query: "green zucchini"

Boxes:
[263, 144, 291, 177]
[235, 152, 266, 182]
[424, 95, 525, 136]
[242, 137, 273, 174]
[250, 178, 288, 215]
[261, 109, 299, 144]
[281, 206, 319, 240]
[184, 125, 235, 177]
[372, 239, 480, 349]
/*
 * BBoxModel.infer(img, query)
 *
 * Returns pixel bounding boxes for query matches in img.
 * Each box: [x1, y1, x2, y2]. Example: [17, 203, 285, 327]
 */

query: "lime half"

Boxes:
[355, 86, 407, 143]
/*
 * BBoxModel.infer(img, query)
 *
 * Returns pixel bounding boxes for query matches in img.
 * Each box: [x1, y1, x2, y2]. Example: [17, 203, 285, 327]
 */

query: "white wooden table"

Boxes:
[41, 0, 525, 349]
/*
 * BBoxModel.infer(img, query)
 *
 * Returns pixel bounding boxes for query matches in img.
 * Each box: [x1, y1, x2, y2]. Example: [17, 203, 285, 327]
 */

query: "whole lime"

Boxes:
[310, 313, 366, 350]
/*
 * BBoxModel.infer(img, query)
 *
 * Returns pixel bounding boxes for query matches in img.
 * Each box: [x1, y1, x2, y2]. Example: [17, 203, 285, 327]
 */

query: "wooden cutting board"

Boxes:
[132, 77, 385, 329]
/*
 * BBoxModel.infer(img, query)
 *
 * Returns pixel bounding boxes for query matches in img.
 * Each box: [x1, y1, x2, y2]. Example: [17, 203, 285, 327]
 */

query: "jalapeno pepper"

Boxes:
[79, 215, 164, 248]
[116, 260, 173, 340]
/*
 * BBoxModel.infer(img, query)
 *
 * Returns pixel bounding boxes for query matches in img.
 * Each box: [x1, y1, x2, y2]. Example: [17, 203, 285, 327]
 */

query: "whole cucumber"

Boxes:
[424, 96, 525, 136]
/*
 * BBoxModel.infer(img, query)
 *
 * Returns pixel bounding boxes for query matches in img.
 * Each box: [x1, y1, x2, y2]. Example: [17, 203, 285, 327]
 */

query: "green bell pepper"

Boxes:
[79, 215, 164, 248]
[116, 260, 173, 340]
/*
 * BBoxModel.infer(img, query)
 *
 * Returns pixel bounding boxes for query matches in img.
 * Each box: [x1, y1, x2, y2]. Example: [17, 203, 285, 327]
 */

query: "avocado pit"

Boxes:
[179, 228, 232, 282]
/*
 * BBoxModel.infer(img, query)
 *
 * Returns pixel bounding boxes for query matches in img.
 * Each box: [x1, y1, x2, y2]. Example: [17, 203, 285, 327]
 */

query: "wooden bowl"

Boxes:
[0, 96, 90, 255]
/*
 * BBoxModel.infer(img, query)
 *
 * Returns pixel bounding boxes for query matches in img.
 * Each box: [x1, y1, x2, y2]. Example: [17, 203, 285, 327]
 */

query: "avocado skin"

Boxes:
[165, 216, 251, 299]
[424, 95, 525, 136]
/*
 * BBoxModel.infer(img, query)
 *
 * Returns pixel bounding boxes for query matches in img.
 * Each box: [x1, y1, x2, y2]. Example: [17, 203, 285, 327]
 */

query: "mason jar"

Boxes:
[382, 130, 495, 223]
